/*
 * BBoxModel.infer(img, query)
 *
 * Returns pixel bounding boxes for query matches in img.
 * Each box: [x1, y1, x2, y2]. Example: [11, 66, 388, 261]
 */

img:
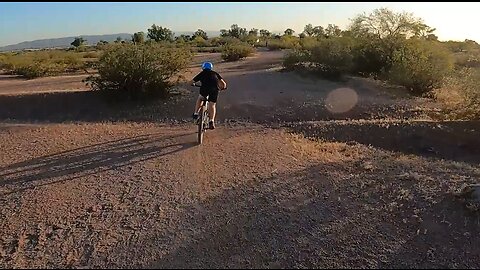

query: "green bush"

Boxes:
[193, 46, 222, 53]
[13, 64, 50, 78]
[386, 39, 454, 95]
[192, 36, 210, 47]
[299, 37, 320, 51]
[351, 38, 391, 76]
[282, 50, 308, 71]
[266, 40, 284, 51]
[85, 43, 192, 100]
[267, 36, 299, 50]
[221, 43, 254, 61]
[309, 37, 354, 79]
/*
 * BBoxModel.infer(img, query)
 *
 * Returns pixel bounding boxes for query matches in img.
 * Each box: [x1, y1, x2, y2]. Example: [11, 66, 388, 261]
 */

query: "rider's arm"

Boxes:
[215, 72, 227, 90]
[219, 79, 227, 90]
[190, 72, 202, 86]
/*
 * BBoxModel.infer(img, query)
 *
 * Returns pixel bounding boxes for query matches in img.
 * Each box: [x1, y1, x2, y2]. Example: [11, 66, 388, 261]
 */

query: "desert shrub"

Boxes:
[0, 50, 84, 78]
[453, 52, 480, 68]
[299, 37, 320, 51]
[386, 39, 454, 95]
[281, 37, 354, 80]
[266, 40, 284, 51]
[267, 36, 300, 51]
[0, 54, 8, 70]
[82, 51, 100, 59]
[193, 46, 222, 53]
[221, 43, 254, 61]
[350, 38, 391, 77]
[214, 36, 241, 46]
[85, 43, 192, 100]
[282, 50, 309, 71]
[192, 36, 210, 47]
[308, 37, 355, 79]
[13, 64, 51, 78]
[435, 67, 480, 120]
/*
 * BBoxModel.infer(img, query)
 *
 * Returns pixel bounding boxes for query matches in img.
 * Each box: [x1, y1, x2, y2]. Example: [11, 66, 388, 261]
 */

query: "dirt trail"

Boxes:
[0, 50, 479, 268]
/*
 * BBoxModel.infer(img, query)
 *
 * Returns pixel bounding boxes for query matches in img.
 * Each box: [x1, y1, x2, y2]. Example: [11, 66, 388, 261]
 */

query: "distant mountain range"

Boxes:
[0, 31, 222, 52]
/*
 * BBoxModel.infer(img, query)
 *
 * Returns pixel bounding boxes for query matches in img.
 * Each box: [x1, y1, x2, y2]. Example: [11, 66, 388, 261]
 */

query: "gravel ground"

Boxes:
[0, 50, 479, 268]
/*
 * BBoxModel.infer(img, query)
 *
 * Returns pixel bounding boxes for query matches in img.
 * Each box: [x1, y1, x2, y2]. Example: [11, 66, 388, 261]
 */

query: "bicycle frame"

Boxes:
[192, 81, 226, 145]
[193, 83, 209, 144]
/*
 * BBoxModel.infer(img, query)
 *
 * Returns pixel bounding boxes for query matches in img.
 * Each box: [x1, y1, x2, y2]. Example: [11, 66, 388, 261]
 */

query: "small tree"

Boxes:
[193, 29, 208, 40]
[284, 28, 295, 36]
[147, 24, 174, 42]
[220, 29, 229, 37]
[114, 37, 122, 43]
[71, 37, 86, 48]
[303, 24, 314, 37]
[249, 28, 259, 37]
[312, 26, 325, 37]
[175, 34, 191, 43]
[132, 32, 145, 44]
[259, 29, 271, 38]
[303, 24, 325, 37]
[96, 40, 109, 50]
[223, 24, 247, 39]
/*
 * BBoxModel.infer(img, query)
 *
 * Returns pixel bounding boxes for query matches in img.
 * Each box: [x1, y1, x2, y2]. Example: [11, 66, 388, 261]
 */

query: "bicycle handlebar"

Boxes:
[192, 83, 227, 90]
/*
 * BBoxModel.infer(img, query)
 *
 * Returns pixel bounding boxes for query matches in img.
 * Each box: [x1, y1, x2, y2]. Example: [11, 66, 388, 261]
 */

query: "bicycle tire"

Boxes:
[197, 105, 205, 144]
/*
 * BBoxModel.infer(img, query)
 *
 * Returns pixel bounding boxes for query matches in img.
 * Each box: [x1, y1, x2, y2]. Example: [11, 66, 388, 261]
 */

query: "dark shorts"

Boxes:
[199, 87, 219, 103]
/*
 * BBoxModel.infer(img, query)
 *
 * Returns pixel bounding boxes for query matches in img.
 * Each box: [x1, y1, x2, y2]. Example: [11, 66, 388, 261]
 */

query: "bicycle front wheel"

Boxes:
[197, 106, 205, 144]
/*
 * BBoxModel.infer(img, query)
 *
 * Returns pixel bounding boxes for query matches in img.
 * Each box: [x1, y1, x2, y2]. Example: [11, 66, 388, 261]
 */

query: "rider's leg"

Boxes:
[193, 95, 204, 115]
[208, 102, 216, 122]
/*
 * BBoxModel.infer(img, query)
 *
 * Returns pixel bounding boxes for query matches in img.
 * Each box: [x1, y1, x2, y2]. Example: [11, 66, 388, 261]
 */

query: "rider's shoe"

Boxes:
[208, 121, 215, 130]
[192, 113, 199, 121]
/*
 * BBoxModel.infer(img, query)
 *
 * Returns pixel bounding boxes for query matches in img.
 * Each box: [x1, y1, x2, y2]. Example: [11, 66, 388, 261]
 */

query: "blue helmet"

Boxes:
[202, 62, 213, 70]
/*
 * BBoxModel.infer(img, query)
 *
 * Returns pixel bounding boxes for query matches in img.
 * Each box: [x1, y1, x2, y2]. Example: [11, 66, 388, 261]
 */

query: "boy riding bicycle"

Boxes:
[189, 62, 227, 130]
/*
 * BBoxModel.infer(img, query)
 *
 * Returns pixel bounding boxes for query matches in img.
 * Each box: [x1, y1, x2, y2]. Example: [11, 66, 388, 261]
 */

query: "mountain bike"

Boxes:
[192, 82, 226, 145]
[193, 84, 209, 144]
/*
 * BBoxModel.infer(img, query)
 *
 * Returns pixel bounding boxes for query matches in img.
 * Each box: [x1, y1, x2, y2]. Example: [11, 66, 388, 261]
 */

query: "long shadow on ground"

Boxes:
[0, 131, 196, 195]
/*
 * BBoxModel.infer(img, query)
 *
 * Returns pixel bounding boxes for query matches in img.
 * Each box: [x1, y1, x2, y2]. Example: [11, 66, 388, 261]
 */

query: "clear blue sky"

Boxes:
[1, 2, 480, 46]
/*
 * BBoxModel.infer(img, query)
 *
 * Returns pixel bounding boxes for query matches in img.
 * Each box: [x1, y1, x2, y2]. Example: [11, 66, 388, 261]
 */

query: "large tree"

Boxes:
[325, 24, 342, 37]
[349, 7, 435, 40]
[147, 24, 174, 42]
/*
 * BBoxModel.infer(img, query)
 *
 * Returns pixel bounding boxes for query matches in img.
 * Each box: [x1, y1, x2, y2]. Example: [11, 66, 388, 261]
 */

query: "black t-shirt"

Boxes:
[193, 70, 223, 90]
